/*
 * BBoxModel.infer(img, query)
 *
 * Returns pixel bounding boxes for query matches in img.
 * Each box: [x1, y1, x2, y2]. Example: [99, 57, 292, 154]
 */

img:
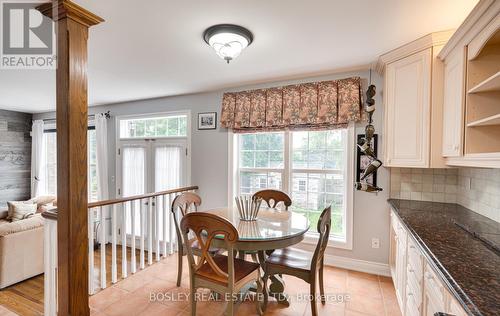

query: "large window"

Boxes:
[43, 128, 98, 202]
[235, 128, 352, 244]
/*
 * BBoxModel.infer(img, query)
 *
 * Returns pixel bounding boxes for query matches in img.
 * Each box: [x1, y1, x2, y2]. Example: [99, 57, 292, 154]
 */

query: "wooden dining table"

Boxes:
[203, 206, 310, 306]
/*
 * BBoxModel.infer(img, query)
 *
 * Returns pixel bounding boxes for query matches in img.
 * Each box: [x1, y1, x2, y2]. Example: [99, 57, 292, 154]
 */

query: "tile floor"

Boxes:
[89, 254, 402, 316]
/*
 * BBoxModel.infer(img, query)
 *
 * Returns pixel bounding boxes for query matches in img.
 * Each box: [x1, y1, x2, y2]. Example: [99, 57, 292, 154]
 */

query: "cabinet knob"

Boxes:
[453, 145, 459, 150]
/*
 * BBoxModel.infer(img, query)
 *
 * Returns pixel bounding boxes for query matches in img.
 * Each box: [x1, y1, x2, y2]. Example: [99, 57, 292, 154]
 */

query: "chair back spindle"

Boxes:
[252, 189, 292, 210]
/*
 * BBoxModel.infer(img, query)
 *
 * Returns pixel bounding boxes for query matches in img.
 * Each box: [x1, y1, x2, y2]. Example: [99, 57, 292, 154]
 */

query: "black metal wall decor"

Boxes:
[355, 84, 383, 193]
[356, 134, 378, 186]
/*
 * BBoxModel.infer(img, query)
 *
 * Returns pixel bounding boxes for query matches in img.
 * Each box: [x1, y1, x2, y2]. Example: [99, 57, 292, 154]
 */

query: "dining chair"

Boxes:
[180, 212, 264, 316]
[171, 192, 221, 287]
[245, 189, 293, 262]
[252, 189, 292, 210]
[262, 206, 331, 316]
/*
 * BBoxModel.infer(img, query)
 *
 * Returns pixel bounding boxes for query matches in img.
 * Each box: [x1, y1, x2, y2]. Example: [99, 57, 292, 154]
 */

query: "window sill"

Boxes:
[302, 233, 352, 250]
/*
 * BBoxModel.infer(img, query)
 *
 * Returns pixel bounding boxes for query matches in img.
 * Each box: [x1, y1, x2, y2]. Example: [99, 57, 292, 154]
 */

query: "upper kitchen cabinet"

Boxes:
[439, 0, 500, 168]
[377, 31, 453, 168]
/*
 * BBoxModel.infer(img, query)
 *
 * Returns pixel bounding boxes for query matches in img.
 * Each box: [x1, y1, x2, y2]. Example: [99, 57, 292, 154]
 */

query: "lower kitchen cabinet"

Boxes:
[390, 210, 468, 316]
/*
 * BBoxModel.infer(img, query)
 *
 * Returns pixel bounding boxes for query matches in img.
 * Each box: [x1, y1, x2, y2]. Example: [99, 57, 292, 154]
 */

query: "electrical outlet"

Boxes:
[371, 238, 380, 249]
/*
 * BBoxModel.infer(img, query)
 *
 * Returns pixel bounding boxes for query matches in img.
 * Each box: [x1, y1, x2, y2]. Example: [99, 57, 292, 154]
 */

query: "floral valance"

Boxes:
[220, 77, 362, 132]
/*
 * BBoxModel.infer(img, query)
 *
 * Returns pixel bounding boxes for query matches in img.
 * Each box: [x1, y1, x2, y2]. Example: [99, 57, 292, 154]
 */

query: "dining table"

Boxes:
[203, 206, 310, 306]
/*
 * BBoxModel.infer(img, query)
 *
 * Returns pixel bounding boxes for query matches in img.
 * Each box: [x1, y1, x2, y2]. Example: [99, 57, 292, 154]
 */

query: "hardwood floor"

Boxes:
[0, 244, 144, 316]
[0, 275, 44, 316]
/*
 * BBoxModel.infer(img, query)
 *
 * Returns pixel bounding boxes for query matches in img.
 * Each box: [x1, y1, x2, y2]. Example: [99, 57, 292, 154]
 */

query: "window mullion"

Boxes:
[284, 131, 291, 195]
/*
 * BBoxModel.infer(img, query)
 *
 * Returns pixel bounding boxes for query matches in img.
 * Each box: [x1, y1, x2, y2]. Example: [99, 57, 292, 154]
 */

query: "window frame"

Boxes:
[228, 123, 354, 250]
[42, 124, 99, 202]
[115, 110, 192, 197]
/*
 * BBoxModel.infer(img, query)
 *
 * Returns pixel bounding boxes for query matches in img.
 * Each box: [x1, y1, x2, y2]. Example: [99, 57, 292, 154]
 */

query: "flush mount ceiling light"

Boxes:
[203, 24, 253, 63]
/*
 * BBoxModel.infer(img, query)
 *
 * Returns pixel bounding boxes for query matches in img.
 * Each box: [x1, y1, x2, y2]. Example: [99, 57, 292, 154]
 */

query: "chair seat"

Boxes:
[196, 254, 260, 285]
[265, 247, 311, 271]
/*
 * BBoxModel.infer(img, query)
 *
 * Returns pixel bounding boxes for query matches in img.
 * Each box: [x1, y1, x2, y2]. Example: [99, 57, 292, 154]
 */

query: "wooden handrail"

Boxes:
[88, 185, 199, 208]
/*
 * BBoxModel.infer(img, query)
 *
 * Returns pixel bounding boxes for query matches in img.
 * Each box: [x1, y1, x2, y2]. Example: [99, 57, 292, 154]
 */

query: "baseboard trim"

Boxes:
[323, 254, 391, 277]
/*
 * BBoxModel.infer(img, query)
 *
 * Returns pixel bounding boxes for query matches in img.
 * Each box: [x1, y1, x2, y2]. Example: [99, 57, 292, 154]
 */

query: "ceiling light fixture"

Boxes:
[203, 24, 253, 64]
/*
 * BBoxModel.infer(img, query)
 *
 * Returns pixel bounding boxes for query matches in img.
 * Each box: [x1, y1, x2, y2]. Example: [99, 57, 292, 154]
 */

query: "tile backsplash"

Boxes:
[390, 167, 500, 222]
[457, 168, 500, 222]
[390, 168, 458, 203]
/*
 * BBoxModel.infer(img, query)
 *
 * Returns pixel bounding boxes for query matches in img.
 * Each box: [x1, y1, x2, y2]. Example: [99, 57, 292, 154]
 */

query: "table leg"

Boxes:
[257, 251, 290, 307]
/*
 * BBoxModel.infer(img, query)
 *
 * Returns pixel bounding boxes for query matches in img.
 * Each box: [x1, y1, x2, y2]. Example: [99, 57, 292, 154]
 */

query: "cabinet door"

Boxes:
[442, 48, 466, 157]
[385, 49, 432, 167]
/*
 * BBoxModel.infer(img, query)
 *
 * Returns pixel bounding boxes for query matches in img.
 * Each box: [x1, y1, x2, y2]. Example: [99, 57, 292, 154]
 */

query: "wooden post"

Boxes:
[40, 1, 103, 315]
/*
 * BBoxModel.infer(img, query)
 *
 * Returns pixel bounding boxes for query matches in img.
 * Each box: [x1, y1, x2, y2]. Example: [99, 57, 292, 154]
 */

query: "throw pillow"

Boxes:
[10, 203, 37, 222]
[6, 201, 34, 220]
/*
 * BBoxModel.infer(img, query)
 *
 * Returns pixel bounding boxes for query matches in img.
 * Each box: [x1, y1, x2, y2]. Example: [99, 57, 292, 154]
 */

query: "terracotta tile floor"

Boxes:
[90, 254, 401, 316]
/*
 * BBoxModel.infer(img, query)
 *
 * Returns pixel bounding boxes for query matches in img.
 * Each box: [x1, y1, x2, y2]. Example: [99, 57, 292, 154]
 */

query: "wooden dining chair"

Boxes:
[253, 189, 292, 210]
[171, 192, 221, 287]
[180, 212, 264, 316]
[262, 206, 331, 316]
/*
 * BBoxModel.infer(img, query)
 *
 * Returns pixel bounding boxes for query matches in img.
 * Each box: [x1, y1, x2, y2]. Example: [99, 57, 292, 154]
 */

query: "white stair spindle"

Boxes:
[140, 199, 145, 270]
[155, 197, 160, 262]
[111, 203, 117, 284]
[131, 200, 136, 274]
[88, 208, 95, 295]
[100, 206, 106, 289]
[148, 197, 153, 265]
[121, 201, 128, 278]
[162, 195, 168, 257]
[169, 193, 175, 255]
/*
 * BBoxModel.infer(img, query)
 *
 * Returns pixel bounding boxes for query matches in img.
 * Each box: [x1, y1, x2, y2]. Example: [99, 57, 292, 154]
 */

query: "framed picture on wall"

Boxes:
[356, 134, 378, 186]
[198, 112, 217, 130]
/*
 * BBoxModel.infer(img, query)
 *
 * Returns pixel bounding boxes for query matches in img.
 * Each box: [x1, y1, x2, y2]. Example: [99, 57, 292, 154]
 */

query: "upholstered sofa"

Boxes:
[0, 196, 56, 289]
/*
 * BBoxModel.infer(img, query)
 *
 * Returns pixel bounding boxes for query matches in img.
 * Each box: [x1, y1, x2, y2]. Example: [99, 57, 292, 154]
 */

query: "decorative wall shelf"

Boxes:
[467, 71, 500, 93]
[467, 113, 500, 127]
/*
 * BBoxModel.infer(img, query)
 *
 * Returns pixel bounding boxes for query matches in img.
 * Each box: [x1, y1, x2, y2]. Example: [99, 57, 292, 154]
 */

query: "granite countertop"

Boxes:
[388, 199, 500, 316]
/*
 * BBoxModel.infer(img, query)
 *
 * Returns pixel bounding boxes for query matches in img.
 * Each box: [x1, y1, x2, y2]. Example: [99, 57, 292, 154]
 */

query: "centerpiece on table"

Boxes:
[235, 196, 262, 221]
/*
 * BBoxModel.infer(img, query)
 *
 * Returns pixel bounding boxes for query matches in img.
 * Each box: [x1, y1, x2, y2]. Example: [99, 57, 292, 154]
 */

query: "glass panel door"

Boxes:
[119, 140, 187, 239]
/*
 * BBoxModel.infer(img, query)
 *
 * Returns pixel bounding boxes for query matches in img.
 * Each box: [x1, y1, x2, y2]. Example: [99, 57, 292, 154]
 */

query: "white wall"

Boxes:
[34, 69, 391, 265]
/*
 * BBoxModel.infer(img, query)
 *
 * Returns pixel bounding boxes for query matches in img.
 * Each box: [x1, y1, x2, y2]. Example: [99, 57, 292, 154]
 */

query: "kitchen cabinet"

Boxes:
[377, 31, 453, 168]
[442, 48, 466, 157]
[438, 0, 500, 168]
[390, 209, 468, 316]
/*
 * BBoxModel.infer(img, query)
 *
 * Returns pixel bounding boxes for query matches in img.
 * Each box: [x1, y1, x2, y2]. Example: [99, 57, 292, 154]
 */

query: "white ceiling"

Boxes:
[0, 0, 479, 113]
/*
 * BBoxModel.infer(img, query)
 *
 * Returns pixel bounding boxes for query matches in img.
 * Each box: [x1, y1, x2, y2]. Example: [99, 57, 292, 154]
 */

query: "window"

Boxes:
[119, 115, 187, 138]
[234, 127, 353, 246]
[42, 128, 99, 202]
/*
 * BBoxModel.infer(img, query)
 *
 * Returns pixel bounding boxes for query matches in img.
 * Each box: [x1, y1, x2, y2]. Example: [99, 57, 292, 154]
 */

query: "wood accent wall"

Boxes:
[0, 110, 32, 207]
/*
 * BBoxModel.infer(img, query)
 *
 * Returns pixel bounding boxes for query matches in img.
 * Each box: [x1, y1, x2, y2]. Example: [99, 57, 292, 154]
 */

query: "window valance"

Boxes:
[220, 77, 362, 132]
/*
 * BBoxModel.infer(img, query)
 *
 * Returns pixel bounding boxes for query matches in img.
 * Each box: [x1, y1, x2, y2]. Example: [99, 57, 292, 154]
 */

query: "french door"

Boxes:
[117, 139, 187, 238]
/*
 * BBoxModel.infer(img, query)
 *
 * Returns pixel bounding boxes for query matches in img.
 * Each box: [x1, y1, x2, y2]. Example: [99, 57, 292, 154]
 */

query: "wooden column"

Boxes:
[40, 1, 103, 315]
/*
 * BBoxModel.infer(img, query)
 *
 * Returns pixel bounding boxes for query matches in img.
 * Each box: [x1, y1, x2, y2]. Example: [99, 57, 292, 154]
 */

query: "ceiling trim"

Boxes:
[375, 30, 455, 75]
[438, 0, 498, 60]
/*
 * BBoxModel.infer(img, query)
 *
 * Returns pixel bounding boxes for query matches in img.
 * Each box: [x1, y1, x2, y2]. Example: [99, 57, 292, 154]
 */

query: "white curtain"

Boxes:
[122, 147, 145, 235]
[155, 146, 181, 191]
[95, 114, 109, 201]
[31, 120, 45, 198]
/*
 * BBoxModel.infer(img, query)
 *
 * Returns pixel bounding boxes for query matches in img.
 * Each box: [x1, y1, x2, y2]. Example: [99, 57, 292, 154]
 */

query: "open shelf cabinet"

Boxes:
[464, 27, 500, 157]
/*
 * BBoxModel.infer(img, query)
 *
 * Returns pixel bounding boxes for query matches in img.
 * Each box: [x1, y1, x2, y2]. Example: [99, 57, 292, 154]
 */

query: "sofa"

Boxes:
[0, 196, 56, 289]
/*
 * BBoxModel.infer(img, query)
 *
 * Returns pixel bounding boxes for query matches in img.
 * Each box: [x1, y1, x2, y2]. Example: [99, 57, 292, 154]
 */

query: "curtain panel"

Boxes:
[220, 77, 362, 132]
